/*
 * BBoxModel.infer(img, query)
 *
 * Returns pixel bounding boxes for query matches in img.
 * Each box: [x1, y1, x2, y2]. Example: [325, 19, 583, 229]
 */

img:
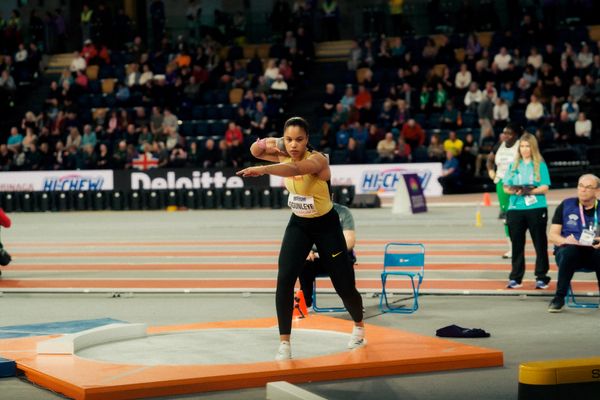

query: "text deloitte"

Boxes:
[131, 171, 244, 190]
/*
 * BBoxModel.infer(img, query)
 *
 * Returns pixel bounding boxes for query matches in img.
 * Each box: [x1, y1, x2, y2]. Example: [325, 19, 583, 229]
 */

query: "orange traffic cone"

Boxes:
[292, 290, 308, 319]
[482, 192, 492, 207]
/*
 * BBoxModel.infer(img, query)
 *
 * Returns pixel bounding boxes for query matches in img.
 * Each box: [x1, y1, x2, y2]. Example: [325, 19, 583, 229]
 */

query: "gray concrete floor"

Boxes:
[1, 201, 599, 399]
[1, 293, 599, 400]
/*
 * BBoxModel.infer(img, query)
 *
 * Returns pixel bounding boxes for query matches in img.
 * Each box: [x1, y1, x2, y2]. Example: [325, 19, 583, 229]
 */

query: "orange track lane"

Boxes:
[0, 279, 595, 291]
[6, 262, 558, 271]
[6, 239, 510, 248]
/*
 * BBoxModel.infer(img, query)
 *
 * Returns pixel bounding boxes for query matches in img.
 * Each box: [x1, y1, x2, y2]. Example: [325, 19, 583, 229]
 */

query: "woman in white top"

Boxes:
[525, 94, 544, 125]
[526, 47, 543, 70]
[574, 112, 592, 144]
[454, 63, 472, 98]
[263, 59, 280, 84]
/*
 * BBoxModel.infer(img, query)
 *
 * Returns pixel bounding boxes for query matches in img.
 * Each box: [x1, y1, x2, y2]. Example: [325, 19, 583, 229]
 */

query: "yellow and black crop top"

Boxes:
[283, 151, 333, 218]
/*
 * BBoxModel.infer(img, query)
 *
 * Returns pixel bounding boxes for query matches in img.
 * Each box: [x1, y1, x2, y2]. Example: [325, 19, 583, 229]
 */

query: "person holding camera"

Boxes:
[503, 133, 551, 289]
[0, 208, 12, 275]
[547, 174, 600, 312]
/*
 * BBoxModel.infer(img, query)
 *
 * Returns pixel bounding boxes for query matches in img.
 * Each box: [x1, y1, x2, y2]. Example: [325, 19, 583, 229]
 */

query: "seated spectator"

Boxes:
[574, 112, 592, 145]
[321, 83, 338, 117]
[494, 47, 512, 71]
[493, 98, 509, 130]
[438, 150, 461, 194]
[336, 123, 352, 149]
[346, 137, 364, 164]
[569, 76, 585, 103]
[169, 144, 188, 168]
[427, 133, 445, 162]
[6, 127, 24, 153]
[561, 96, 579, 121]
[432, 83, 448, 112]
[377, 100, 394, 131]
[460, 133, 478, 176]
[392, 99, 410, 128]
[263, 59, 280, 85]
[0, 70, 16, 96]
[464, 82, 482, 112]
[111, 140, 126, 169]
[234, 107, 252, 135]
[65, 127, 82, 150]
[80, 39, 97, 64]
[81, 124, 97, 148]
[0, 144, 12, 170]
[139, 64, 154, 86]
[475, 124, 496, 176]
[69, 51, 86, 72]
[525, 94, 544, 127]
[499, 81, 515, 106]
[419, 84, 431, 113]
[330, 103, 349, 130]
[250, 101, 269, 137]
[394, 136, 412, 163]
[455, 64, 472, 95]
[347, 40, 362, 71]
[201, 138, 223, 168]
[577, 43, 594, 70]
[441, 101, 460, 130]
[443, 131, 463, 157]
[279, 59, 293, 81]
[400, 118, 425, 150]
[376, 132, 396, 163]
[553, 110, 574, 147]
[354, 85, 372, 110]
[340, 86, 355, 110]
[96, 143, 111, 169]
[547, 174, 600, 313]
[74, 70, 88, 90]
[162, 108, 178, 133]
[81, 144, 97, 169]
[115, 83, 131, 104]
[270, 74, 288, 91]
[186, 141, 201, 167]
[527, 47, 543, 70]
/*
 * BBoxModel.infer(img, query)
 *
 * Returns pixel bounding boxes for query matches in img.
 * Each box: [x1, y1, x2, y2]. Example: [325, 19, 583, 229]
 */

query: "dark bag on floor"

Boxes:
[0, 248, 11, 266]
[436, 324, 490, 338]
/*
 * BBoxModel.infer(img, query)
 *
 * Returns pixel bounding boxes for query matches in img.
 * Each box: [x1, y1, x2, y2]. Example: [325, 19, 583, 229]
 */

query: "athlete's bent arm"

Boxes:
[237, 152, 328, 177]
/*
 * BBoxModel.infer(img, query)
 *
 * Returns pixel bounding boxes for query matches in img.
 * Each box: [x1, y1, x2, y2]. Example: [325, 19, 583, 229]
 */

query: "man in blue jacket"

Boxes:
[547, 174, 600, 312]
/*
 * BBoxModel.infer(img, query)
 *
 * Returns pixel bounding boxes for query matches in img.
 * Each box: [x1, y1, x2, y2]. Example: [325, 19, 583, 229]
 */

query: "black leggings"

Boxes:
[276, 208, 363, 335]
[506, 208, 550, 283]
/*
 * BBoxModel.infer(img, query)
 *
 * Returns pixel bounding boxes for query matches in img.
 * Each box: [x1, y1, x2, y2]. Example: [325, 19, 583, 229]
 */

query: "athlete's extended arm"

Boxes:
[237, 152, 327, 177]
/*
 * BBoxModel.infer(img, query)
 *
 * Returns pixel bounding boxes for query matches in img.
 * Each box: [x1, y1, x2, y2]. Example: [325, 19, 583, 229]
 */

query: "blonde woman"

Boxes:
[503, 133, 551, 289]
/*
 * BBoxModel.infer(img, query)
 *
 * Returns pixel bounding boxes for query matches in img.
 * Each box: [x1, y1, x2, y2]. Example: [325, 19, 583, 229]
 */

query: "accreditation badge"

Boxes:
[524, 195, 538, 206]
[579, 229, 595, 246]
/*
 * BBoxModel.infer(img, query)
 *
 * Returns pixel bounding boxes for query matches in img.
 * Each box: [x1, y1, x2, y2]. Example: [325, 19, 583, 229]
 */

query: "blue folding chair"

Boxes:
[312, 273, 347, 313]
[379, 243, 425, 313]
[566, 268, 599, 309]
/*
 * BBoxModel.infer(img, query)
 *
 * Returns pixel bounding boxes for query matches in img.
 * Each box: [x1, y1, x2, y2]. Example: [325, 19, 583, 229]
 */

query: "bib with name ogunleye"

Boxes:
[288, 193, 318, 216]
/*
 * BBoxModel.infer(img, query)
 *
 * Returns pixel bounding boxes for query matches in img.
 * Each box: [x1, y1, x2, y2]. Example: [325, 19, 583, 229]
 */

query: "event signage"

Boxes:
[392, 173, 428, 214]
[0, 170, 113, 192]
[114, 168, 269, 191]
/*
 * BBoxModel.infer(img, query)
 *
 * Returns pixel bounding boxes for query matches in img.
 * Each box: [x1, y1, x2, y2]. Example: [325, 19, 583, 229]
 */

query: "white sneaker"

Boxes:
[502, 250, 512, 259]
[347, 326, 367, 349]
[275, 341, 292, 361]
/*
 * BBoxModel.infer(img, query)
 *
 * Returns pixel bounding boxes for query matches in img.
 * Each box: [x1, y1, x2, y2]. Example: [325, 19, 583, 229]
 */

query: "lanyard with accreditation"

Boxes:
[578, 200, 598, 246]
